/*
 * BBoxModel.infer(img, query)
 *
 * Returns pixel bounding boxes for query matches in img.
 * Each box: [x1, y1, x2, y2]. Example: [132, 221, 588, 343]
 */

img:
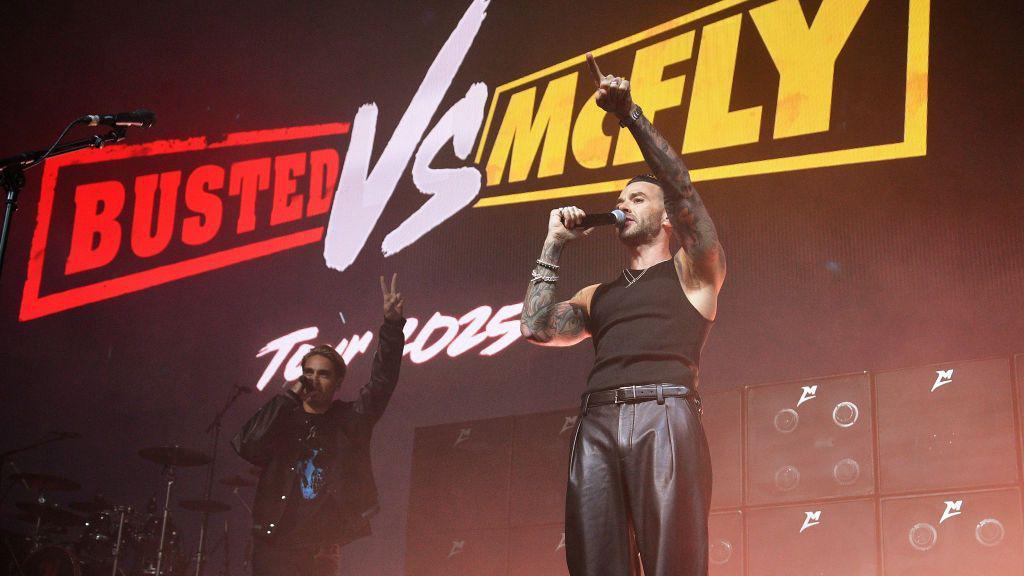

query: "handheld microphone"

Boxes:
[577, 209, 626, 228]
[81, 109, 156, 129]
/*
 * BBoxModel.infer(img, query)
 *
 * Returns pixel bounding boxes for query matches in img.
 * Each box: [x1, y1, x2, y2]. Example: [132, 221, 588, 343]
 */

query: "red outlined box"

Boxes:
[20, 122, 349, 321]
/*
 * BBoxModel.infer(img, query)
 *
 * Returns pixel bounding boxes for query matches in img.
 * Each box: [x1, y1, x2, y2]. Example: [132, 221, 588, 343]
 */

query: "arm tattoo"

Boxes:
[520, 240, 588, 344]
[627, 112, 725, 275]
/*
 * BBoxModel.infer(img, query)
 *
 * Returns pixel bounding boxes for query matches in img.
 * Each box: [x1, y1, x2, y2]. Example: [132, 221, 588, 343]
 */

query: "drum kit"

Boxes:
[3, 449, 259, 576]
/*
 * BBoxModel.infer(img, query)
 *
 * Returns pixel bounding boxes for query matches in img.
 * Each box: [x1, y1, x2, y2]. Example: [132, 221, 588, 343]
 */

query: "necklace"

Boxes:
[622, 267, 649, 287]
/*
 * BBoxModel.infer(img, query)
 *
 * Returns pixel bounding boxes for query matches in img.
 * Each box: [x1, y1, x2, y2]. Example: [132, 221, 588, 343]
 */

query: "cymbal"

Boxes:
[9, 473, 81, 492]
[69, 497, 114, 513]
[138, 446, 212, 467]
[218, 475, 256, 488]
[15, 501, 82, 527]
[179, 499, 231, 514]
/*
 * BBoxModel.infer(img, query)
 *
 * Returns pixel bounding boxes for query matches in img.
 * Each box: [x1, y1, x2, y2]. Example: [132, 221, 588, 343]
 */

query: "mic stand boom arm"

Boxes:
[0, 127, 125, 282]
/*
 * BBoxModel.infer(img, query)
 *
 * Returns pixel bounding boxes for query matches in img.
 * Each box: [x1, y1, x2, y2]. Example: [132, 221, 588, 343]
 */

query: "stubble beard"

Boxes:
[618, 215, 660, 248]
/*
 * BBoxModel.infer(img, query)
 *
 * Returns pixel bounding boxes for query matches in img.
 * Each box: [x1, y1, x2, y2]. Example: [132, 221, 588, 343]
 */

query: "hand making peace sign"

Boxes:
[586, 52, 634, 120]
[380, 273, 405, 323]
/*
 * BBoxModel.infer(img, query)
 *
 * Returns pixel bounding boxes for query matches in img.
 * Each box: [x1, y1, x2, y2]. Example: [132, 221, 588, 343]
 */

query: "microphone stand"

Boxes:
[195, 387, 246, 576]
[0, 127, 125, 281]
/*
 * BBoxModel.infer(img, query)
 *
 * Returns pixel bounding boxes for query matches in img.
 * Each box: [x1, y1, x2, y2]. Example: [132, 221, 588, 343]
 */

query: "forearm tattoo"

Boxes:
[521, 240, 587, 343]
[628, 114, 724, 271]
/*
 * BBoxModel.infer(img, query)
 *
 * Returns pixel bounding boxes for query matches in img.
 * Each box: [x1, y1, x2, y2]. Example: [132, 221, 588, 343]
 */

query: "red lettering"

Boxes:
[131, 171, 181, 258]
[270, 152, 307, 226]
[306, 148, 339, 217]
[182, 165, 225, 246]
[228, 157, 271, 233]
[66, 181, 125, 275]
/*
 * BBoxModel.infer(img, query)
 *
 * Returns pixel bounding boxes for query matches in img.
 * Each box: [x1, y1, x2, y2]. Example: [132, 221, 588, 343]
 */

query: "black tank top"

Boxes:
[585, 257, 713, 393]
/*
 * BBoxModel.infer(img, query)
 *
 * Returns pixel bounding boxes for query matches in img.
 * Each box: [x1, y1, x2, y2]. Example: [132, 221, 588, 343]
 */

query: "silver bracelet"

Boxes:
[535, 259, 560, 271]
[531, 270, 558, 284]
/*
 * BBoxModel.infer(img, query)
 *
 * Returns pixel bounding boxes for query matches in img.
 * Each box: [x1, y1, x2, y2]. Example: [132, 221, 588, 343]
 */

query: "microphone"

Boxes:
[81, 109, 156, 129]
[574, 209, 626, 228]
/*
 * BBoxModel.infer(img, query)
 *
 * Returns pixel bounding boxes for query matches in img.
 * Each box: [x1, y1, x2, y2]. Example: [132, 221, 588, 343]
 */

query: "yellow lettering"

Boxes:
[571, 96, 612, 170]
[750, 0, 870, 139]
[485, 73, 578, 185]
[683, 15, 762, 153]
[613, 32, 695, 165]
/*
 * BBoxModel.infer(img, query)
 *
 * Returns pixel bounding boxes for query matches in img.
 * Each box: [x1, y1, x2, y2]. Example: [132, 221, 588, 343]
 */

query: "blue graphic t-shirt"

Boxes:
[276, 411, 339, 542]
[297, 447, 326, 500]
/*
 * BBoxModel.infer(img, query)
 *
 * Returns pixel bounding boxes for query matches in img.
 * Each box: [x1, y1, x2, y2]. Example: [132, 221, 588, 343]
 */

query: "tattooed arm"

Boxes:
[520, 207, 596, 347]
[587, 53, 726, 291]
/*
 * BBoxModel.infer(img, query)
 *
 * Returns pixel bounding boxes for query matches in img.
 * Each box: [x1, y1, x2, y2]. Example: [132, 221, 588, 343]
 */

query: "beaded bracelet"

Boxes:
[535, 259, 560, 271]
[531, 270, 558, 284]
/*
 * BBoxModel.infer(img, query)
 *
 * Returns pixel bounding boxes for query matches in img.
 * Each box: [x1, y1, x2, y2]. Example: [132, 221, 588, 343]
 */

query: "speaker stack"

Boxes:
[405, 354, 1024, 575]
[405, 416, 513, 576]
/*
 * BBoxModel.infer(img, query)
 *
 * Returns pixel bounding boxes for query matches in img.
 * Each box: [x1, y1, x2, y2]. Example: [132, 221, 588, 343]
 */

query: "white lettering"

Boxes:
[255, 327, 318, 390]
[323, 0, 490, 271]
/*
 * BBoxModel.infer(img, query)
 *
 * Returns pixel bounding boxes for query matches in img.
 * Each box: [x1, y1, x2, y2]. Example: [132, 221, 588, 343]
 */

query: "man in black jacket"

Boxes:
[233, 274, 406, 575]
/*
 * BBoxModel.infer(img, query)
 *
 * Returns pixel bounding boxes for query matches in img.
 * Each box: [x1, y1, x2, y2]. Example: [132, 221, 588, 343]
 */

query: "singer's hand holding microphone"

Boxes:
[288, 375, 317, 401]
[547, 206, 625, 244]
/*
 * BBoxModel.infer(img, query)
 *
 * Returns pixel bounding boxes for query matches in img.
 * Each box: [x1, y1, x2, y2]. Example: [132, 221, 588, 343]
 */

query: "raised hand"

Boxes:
[586, 52, 634, 120]
[380, 273, 405, 323]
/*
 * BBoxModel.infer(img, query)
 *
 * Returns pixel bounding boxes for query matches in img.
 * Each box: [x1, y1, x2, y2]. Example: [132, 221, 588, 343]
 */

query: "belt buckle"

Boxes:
[614, 385, 638, 404]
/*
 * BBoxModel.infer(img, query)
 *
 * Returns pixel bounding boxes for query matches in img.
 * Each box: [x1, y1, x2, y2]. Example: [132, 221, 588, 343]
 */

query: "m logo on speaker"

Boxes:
[560, 416, 578, 435]
[447, 540, 465, 558]
[800, 510, 822, 533]
[454, 427, 472, 447]
[931, 369, 954, 392]
[797, 385, 818, 407]
[940, 500, 963, 524]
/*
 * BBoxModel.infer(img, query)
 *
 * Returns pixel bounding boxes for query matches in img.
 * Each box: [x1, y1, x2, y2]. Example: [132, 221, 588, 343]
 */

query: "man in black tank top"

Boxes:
[520, 54, 726, 576]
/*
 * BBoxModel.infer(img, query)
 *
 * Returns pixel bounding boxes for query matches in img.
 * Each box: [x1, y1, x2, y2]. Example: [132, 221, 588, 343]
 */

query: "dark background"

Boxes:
[1, 1, 1022, 574]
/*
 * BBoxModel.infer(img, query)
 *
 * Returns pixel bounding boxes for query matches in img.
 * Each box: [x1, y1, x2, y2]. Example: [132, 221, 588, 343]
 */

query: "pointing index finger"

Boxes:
[586, 53, 603, 86]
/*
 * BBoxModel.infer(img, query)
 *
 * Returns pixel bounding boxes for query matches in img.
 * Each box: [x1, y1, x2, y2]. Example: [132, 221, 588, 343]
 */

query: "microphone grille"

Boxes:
[610, 209, 626, 225]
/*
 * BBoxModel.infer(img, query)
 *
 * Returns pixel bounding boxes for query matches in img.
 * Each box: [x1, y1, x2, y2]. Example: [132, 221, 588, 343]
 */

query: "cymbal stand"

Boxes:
[110, 505, 131, 576]
[154, 464, 176, 576]
[221, 520, 230, 576]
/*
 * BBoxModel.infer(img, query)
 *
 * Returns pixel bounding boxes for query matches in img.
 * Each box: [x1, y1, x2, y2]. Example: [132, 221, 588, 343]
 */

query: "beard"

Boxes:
[618, 214, 662, 247]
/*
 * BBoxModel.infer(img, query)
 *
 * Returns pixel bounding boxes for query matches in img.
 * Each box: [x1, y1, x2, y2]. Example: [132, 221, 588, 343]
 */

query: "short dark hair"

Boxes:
[302, 344, 347, 380]
[627, 173, 662, 188]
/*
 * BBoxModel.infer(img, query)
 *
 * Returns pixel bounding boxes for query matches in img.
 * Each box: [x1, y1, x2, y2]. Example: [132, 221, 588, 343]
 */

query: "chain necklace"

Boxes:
[622, 267, 649, 287]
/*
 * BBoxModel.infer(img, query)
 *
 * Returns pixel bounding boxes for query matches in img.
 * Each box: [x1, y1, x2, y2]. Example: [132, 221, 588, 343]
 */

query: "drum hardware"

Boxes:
[138, 445, 210, 576]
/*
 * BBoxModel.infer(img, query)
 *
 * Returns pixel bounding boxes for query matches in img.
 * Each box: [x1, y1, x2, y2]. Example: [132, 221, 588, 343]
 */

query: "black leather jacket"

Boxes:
[231, 318, 406, 546]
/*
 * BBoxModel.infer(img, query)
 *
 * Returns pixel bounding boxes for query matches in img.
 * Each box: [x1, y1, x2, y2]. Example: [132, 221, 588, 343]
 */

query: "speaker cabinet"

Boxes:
[508, 523, 568, 576]
[407, 416, 513, 533]
[746, 373, 875, 505]
[875, 358, 1019, 494]
[881, 487, 1024, 576]
[709, 511, 743, 576]
[405, 528, 508, 576]
[1016, 353, 1024, 474]
[746, 498, 878, 575]
[510, 408, 578, 527]
[704, 390, 743, 510]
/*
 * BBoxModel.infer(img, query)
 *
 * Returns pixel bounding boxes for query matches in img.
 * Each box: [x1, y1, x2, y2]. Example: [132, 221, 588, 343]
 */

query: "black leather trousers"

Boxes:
[565, 395, 712, 576]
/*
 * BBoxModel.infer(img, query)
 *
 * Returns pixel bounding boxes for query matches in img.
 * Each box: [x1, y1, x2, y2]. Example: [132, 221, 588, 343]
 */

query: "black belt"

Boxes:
[583, 384, 694, 411]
